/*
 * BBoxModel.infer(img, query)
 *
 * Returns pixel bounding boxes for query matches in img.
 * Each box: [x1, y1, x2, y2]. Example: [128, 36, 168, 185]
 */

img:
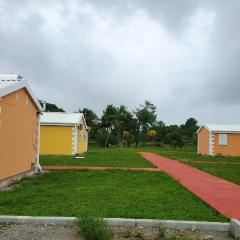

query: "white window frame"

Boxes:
[219, 134, 228, 146]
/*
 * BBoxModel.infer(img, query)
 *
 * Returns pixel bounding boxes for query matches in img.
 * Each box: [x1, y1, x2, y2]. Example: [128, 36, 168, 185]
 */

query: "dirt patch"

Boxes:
[0, 224, 233, 240]
[113, 226, 233, 240]
[0, 224, 80, 240]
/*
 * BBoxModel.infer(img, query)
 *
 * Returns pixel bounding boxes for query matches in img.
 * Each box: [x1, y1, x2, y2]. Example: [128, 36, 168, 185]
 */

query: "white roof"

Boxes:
[0, 74, 42, 111]
[40, 112, 86, 126]
[198, 124, 240, 133]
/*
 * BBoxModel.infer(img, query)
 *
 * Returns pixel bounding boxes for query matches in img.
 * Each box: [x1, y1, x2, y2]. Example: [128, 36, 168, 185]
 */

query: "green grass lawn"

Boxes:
[40, 147, 240, 185]
[0, 170, 227, 222]
[40, 148, 155, 168]
[149, 148, 240, 163]
[187, 163, 240, 185]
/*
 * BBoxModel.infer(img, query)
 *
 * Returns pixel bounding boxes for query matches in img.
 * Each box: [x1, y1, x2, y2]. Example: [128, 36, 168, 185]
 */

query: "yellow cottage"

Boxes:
[40, 112, 89, 155]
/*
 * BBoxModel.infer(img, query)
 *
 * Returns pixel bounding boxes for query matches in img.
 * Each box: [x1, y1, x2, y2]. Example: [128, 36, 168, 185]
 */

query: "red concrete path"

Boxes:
[42, 166, 158, 172]
[140, 152, 240, 219]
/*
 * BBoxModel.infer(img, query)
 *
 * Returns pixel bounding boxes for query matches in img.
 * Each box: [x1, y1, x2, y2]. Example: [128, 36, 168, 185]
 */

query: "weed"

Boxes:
[123, 229, 145, 239]
[158, 224, 167, 239]
[133, 231, 145, 239]
[75, 216, 113, 240]
[123, 229, 132, 238]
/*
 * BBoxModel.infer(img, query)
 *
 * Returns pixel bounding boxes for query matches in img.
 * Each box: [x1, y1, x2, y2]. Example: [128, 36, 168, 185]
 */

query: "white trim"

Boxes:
[36, 114, 42, 171]
[208, 131, 214, 156]
[74, 126, 78, 154]
[0, 79, 42, 111]
[85, 131, 88, 152]
[71, 127, 78, 155]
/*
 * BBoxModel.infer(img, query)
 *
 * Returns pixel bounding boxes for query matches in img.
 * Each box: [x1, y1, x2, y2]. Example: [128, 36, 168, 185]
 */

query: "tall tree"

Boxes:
[101, 104, 134, 147]
[135, 100, 157, 146]
[180, 117, 198, 145]
[101, 104, 119, 147]
[78, 108, 98, 127]
[78, 108, 100, 142]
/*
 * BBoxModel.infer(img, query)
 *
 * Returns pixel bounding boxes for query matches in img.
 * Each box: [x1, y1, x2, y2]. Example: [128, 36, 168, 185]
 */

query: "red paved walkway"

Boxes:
[42, 166, 158, 172]
[140, 152, 240, 219]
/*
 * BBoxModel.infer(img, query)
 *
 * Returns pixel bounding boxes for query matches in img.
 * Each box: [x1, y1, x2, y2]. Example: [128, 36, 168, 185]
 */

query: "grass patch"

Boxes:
[187, 163, 240, 185]
[0, 170, 226, 222]
[40, 148, 154, 168]
[148, 148, 240, 163]
[76, 216, 113, 240]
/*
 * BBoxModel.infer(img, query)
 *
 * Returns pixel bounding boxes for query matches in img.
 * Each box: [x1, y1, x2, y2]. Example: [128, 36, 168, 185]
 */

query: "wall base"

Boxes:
[0, 169, 38, 189]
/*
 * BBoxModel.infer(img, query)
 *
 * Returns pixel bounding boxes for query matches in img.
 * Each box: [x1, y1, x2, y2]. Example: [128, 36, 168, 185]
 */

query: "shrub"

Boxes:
[158, 224, 167, 239]
[75, 216, 113, 240]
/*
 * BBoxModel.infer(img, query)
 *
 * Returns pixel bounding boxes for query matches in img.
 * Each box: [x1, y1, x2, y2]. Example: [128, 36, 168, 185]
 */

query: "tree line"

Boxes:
[40, 100, 199, 148]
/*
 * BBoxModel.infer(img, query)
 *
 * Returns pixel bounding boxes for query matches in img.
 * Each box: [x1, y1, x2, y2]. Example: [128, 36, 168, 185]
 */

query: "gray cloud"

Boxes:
[1, 0, 240, 125]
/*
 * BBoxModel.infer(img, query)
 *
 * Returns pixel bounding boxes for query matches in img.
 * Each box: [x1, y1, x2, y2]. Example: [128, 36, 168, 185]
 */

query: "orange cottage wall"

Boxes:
[198, 127, 209, 155]
[213, 133, 240, 156]
[0, 88, 39, 180]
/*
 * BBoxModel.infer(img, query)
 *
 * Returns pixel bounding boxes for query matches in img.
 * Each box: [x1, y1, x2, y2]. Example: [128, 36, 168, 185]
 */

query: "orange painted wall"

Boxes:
[198, 127, 209, 155]
[214, 133, 240, 156]
[0, 88, 39, 180]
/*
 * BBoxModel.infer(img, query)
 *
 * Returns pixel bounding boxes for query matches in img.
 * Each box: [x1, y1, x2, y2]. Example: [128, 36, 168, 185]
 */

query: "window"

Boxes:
[219, 134, 228, 145]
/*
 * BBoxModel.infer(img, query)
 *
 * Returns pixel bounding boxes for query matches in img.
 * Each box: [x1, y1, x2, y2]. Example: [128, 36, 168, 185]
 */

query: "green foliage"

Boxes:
[78, 108, 99, 127]
[135, 100, 157, 145]
[100, 104, 136, 147]
[158, 224, 167, 238]
[164, 131, 185, 148]
[76, 216, 113, 240]
[123, 229, 144, 239]
[76, 102, 199, 148]
[39, 100, 65, 112]
[180, 118, 199, 145]
[157, 225, 198, 240]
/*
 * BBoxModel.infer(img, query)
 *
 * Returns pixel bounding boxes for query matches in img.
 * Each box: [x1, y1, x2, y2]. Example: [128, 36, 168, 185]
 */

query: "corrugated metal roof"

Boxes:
[199, 124, 240, 133]
[0, 74, 22, 89]
[0, 74, 22, 81]
[40, 112, 84, 126]
[0, 74, 42, 111]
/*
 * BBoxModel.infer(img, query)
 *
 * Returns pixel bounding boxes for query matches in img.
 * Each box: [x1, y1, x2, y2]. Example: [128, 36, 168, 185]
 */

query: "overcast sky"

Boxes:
[0, 0, 240, 125]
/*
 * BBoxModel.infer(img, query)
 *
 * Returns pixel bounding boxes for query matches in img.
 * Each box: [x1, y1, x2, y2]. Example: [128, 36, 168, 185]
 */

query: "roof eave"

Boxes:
[40, 123, 76, 126]
[0, 80, 43, 112]
[212, 130, 240, 134]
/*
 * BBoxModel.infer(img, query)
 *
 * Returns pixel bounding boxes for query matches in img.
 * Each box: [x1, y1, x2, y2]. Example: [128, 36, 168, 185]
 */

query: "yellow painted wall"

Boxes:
[40, 125, 73, 155]
[0, 88, 39, 180]
[77, 118, 88, 154]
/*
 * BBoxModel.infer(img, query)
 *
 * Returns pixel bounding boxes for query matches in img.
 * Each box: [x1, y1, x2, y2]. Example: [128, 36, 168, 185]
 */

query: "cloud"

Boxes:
[0, 0, 240, 124]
